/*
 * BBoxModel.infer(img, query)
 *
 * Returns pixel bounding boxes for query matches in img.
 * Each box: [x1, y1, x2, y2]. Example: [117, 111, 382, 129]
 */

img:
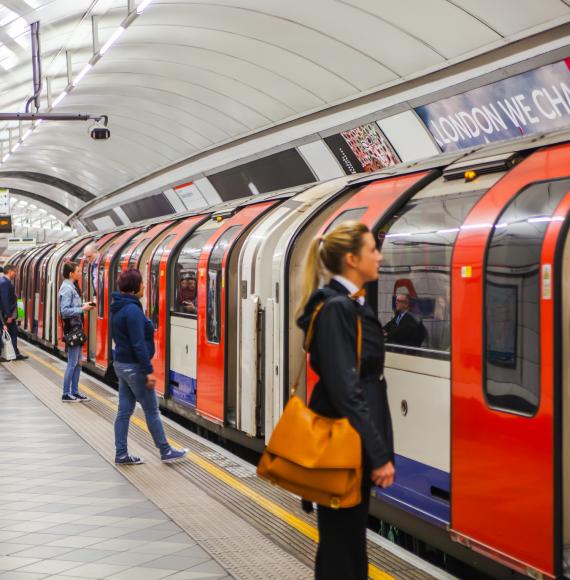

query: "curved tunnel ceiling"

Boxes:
[0, 0, 569, 212]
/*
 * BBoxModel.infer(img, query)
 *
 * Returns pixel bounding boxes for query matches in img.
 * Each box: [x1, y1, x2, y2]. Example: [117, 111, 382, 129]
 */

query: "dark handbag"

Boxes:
[63, 315, 86, 347]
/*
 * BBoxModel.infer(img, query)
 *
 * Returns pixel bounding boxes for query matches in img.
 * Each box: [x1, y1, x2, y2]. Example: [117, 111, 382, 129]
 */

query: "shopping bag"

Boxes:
[1, 328, 16, 361]
[17, 299, 24, 322]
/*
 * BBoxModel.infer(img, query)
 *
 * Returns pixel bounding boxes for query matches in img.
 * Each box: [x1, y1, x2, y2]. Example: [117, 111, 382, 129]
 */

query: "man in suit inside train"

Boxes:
[384, 293, 425, 347]
[83, 242, 100, 297]
[0, 265, 27, 360]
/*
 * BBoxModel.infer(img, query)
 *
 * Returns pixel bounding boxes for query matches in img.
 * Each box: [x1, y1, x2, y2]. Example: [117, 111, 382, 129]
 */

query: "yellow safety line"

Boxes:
[21, 348, 393, 580]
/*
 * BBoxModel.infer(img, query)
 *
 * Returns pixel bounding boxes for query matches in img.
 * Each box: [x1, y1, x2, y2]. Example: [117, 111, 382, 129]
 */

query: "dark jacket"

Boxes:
[110, 292, 155, 375]
[297, 279, 394, 470]
[0, 275, 17, 320]
[384, 311, 425, 347]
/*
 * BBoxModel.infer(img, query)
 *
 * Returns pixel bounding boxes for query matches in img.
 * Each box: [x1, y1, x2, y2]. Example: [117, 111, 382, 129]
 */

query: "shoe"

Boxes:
[74, 393, 91, 402]
[62, 394, 80, 403]
[15, 354, 28, 361]
[115, 454, 144, 465]
[160, 448, 188, 463]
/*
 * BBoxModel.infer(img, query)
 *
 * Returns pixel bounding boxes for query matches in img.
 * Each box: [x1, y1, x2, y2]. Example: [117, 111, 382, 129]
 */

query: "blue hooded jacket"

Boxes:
[110, 292, 155, 375]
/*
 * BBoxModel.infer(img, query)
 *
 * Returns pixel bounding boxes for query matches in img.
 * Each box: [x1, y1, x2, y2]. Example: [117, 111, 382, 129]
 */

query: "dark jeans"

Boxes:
[114, 361, 170, 458]
[315, 477, 372, 580]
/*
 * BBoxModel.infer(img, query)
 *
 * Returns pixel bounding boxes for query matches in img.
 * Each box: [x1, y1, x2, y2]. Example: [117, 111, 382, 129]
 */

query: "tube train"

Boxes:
[9, 129, 570, 579]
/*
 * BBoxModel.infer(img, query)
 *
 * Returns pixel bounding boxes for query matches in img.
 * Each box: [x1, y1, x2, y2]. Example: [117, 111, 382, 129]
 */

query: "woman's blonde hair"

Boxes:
[297, 220, 371, 316]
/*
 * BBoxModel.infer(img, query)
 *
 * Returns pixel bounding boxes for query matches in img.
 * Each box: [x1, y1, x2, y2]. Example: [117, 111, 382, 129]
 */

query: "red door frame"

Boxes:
[196, 202, 277, 422]
[152, 215, 207, 396]
[451, 144, 570, 578]
[304, 170, 435, 400]
[21, 246, 45, 332]
[95, 228, 140, 371]
[118, 221, 174, 273]
[38, 246, 56, 340]
[26, 245, 54, 335]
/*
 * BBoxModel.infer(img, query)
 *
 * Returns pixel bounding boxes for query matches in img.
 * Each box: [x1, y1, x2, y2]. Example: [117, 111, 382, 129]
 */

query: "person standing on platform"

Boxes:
[83, 242, 100, 298]
[296, 221, 395, 580]
[0, 265, 27, 360]
[59, 262, 94, 402]
[111, 268, 188, 465]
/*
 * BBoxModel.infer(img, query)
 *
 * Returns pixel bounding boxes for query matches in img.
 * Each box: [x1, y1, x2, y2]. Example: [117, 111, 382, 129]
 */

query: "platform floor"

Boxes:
[1, 342, 455, 580]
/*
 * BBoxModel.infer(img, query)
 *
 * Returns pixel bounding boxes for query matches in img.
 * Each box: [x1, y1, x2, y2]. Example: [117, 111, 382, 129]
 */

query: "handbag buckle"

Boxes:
[330, 497, 341, 509]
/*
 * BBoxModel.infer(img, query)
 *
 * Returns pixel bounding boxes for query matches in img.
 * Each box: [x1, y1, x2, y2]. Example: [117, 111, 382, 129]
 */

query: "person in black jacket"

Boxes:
[0, 265, 27, 360]
[297, 221, 395, 580]
[111, 269, 187, 465]
[383, 293, 425, 347]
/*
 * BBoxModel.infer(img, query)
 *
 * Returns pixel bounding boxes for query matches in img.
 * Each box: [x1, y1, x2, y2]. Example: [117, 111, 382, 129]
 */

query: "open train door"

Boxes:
[451, 145, 570, 579]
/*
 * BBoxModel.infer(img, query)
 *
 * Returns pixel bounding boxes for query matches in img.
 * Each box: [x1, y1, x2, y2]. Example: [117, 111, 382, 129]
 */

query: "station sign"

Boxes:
[416, 59, 570, 152]
[0, 215, 12, 233]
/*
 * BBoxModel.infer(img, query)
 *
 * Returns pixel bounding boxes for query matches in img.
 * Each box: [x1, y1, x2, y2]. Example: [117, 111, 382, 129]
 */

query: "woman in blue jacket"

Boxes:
[111, 269, 187, 465]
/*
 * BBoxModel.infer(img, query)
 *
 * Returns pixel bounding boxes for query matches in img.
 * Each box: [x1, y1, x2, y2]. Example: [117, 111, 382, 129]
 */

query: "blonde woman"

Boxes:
[296, 221, 395, 580]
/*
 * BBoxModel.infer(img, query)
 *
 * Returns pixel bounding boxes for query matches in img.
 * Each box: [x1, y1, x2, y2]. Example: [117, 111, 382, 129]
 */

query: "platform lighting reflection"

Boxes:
[99, 27, 125, 55]
[137, 0, 154, 14]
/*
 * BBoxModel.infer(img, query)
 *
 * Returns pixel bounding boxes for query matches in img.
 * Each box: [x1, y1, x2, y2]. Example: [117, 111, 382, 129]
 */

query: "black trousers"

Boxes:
[315, 480, 372, 580]
[7, 321, 20, 356]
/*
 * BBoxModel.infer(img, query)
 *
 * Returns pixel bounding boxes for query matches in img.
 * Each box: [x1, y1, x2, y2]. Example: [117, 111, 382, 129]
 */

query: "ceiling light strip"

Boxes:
[0, 0, 155, 164]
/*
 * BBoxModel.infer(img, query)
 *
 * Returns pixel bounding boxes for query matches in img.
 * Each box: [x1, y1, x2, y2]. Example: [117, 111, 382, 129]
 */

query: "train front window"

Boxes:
[128, 239, 147, 269]
[485, 178, 570, 416]
[173, 230, 212, 317]
[207, 226, 241, 343]
[149, 235, 175, 329]
[378, 191, 483, 355]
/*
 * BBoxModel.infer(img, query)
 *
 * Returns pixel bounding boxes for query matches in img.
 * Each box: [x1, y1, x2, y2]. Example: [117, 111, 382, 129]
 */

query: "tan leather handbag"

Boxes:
[257, 300, 363, 509]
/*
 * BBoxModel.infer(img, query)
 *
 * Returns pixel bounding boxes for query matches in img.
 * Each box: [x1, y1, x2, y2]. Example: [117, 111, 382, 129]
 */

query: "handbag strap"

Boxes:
[291, 292, 363, 395]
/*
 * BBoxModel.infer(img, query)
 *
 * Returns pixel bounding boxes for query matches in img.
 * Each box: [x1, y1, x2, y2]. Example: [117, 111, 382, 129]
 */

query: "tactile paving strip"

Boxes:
[10, 344, 451, 580]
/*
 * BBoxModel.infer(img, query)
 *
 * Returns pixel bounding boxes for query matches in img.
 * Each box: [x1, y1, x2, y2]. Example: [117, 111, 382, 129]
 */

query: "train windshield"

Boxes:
[378, 191, 483, 356]
[149, 234, 176, 328]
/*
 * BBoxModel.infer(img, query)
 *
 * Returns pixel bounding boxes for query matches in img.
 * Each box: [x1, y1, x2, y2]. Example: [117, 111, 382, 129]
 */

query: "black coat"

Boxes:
[384, 311, 425, 347]
[297, 279, 394, 470]
[0, 275, 17, 321]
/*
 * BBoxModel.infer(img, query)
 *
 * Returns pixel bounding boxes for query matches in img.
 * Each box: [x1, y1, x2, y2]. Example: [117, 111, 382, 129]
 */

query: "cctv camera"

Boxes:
[90, 126, 111, 140]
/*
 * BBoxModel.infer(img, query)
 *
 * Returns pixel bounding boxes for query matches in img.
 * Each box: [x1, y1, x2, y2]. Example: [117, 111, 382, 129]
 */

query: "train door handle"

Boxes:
[401, 400, 408, 416]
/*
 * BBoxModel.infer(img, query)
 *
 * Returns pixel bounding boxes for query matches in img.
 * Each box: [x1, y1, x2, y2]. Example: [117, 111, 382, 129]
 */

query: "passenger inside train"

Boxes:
[178, 275, 197, 315]
[383, 293, 425, 347]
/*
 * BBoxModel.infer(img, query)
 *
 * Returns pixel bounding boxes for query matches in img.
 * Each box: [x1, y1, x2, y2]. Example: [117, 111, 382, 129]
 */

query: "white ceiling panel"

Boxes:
[0, 0, 568, 216]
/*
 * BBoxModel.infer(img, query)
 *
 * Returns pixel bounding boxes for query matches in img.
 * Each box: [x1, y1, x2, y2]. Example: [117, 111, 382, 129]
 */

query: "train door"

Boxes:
[94, 229, 140, 373]
[78, 233, 117, 361]
[38, 245, 60, 341]
[168, 221, 218, 405]
[451, 145, 570, 579]
[150, 215, 207, 396]
[296, 171, 435, 402]
[28, 245, 53, 336]
[195, 202, 278, 424]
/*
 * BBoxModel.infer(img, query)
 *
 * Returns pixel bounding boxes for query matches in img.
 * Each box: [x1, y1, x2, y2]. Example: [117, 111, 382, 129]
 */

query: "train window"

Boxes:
[207, 226, 241, 343]
[149, 234, 176, 328]
[97, 255, 108, 318]
[378, 191, 483, 355]
[128, 239, 147, 269]
[172, 229, 212, 317]
[485, 178, 570, 416]
[325, 207, 367, 233]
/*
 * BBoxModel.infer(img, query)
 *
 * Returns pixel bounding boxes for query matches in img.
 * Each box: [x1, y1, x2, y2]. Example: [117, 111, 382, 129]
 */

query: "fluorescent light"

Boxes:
[137, 0, 153, 14]
[34, 118, 43, 127]
[52, 91, 67, 108]
[12, 142, 20, 152]
[1, 153, 10, 162]
[99, 26, 125, 55]
[22, 128, 33, 141]
[73, 63, 92, 87]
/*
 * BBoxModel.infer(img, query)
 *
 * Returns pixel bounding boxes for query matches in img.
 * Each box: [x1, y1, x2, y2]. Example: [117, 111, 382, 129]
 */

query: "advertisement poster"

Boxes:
[324, 123, 400, 174]
[416, 59, 570, 152]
